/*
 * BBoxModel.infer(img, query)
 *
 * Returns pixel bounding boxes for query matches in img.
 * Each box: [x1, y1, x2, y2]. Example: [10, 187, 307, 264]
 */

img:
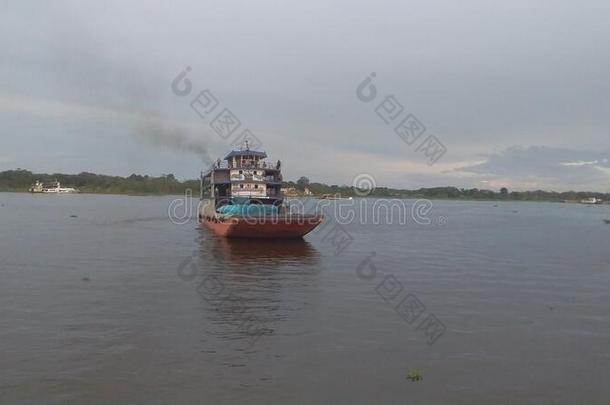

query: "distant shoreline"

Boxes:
[1, 169, 609, 203]
[0, 189, 187, 197]
[2, 190, 610, 206]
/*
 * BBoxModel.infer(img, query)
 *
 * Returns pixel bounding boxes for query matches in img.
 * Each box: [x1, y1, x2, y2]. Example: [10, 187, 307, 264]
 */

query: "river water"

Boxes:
[1, 192, 610, 404]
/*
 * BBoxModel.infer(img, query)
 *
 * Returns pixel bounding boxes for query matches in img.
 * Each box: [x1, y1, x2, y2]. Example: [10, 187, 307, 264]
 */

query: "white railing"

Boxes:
[211, 160, 280, 170]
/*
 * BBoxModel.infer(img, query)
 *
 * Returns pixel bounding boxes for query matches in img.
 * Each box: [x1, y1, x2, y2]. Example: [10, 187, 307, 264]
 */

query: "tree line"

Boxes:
[0, 169, 198, 195]
[285, 176, 610, 201]
[1, 170, 608, 201]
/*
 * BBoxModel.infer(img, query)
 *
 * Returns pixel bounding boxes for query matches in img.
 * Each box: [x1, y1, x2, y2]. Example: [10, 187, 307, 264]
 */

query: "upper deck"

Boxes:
[201, 146, 284, 200]
[204, 144, 282, 177]
[208, 160, 280, 171]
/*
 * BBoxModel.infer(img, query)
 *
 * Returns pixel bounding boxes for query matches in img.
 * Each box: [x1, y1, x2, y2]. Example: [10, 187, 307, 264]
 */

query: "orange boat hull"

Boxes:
[201, 215, 323, 238]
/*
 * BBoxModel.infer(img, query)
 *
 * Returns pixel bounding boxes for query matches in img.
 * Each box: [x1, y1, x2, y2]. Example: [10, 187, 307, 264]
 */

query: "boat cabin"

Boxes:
[201, 146, 283, 211]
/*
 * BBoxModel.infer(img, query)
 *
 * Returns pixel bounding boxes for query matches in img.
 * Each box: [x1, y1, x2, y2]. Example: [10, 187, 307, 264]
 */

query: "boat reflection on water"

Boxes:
[209, 236, 319, 268]
[192, 233, 320, 350]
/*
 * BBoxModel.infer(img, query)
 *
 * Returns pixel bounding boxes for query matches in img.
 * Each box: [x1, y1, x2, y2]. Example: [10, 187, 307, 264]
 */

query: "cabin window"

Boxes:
[239, 184, 244, 188]
[254, 185, 258, 189]
[239, 170, 243, 174]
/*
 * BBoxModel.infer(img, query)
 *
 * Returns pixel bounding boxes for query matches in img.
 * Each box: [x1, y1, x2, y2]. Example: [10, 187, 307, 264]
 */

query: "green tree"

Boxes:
[296, 176, 310, 190]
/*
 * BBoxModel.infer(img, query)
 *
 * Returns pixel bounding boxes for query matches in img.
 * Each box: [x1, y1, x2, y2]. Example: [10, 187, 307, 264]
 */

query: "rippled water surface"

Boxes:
[1, 193, 610, 404]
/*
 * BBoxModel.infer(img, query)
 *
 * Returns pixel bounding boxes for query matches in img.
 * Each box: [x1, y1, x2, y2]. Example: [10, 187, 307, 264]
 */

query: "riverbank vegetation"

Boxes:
[1, 169, 608, 201]
[0, 169, 198, 195]
[283, 176, 610, 202]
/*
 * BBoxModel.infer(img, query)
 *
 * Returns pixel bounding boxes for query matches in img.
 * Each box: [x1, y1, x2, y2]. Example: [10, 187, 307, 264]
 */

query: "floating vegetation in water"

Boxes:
[603, 219, 610, 224]
[406, 369, 423, 382]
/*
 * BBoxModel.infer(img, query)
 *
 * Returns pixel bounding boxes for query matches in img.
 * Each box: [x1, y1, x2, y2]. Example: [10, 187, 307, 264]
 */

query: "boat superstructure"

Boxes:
[199, 145, 322, 238]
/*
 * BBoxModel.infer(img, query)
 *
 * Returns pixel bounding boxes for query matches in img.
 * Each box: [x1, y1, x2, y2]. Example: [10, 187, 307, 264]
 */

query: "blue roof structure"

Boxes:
[224, 150, 267, 160]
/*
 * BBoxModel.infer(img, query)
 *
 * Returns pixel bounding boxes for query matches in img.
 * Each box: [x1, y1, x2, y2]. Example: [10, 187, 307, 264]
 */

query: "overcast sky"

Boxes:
[1, 0, 609, 191]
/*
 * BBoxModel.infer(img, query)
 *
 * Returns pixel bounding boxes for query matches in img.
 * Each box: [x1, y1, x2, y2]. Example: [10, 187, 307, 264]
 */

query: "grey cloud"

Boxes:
[1, 0, 610, 188]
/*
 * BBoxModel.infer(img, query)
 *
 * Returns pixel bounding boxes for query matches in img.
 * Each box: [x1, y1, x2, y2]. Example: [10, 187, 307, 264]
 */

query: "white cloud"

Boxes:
[560, 160, 599, 167]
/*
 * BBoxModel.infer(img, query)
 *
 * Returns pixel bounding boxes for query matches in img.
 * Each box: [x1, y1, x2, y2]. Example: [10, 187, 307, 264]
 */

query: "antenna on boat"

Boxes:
[245, 139, 250, 151]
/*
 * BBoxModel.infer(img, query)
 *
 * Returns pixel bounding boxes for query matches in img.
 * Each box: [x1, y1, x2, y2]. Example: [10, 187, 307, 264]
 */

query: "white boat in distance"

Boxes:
[580, 197, 603, 205]
[30, 180, 77, 194]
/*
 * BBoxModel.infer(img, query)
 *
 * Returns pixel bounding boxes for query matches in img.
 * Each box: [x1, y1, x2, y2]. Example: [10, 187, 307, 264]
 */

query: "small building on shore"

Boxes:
[281, 187, 299, 197]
